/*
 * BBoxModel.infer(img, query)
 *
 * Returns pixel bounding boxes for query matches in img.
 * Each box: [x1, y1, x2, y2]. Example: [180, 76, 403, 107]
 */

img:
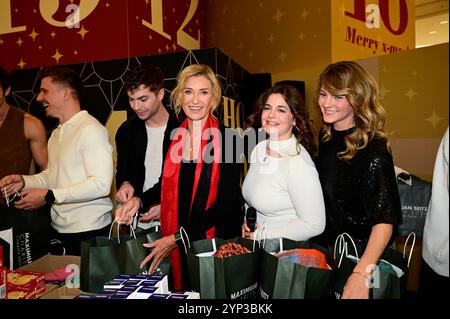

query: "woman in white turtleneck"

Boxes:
[242, 84, 326, 241]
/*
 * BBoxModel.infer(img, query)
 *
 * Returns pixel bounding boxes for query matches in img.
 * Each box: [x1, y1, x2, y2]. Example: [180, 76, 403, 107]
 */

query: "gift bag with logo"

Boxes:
[0, 204, 50, 269]
[80, 224, 170, 293]
[260, 238, 335, 299]
[396, 173, 431, 237]
[187, 237, 259, 299]
[333, 232, 414, 299]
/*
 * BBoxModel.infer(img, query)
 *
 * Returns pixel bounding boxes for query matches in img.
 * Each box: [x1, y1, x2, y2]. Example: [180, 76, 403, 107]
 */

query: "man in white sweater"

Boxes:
[0, 67, 113, 255]
[420, 127, 449, 299]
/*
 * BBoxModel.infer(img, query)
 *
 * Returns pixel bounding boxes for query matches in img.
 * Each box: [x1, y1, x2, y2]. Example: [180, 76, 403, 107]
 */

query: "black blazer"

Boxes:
[114, 111, 179, 202]
[138, 124, 244, 239]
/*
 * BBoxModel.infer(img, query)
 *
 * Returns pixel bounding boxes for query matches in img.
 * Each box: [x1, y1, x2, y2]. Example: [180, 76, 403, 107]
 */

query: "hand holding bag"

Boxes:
[333, 232, 415, 299]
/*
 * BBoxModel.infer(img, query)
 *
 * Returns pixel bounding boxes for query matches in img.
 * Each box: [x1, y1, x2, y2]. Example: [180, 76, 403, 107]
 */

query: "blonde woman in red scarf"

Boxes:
[115, 64, 244, 291]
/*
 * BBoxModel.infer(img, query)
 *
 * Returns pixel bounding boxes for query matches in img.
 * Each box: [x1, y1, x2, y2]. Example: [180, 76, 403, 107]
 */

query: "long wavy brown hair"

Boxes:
[314, 61, 391, 160]
[247, 84, 317, 158]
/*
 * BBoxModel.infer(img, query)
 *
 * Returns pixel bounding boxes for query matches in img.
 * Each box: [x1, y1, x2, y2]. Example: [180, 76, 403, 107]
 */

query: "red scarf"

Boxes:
[160, 114, 221, 290]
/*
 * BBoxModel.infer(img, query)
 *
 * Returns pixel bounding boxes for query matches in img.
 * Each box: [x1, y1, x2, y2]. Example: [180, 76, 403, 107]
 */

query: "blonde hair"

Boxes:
[170, 64, 222, 120]
[314, 61, 390, 160]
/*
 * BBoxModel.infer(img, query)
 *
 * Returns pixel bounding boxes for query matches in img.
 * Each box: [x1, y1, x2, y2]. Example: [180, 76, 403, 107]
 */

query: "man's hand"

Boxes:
[15, 188, 47, 211]
[116, 182, 134, 204]
[114, 196, 141, 225]
[139, 204, 161, 222]
[0, 174, 25, 197]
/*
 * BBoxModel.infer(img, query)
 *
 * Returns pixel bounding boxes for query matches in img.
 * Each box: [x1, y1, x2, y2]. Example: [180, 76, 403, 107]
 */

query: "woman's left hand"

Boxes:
[341, 272, 370, 299]
[242, 223, 255, 240]
[140, 234, 177, 273]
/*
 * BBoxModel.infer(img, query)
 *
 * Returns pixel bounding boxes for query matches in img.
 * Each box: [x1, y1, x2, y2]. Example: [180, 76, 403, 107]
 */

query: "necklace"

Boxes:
[264, 139, 301, 161]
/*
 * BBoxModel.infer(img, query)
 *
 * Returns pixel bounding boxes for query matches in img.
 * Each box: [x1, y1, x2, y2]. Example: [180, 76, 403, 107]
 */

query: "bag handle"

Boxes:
[334, 233, 359, 268]
[108, 220, 137, 244]
[179, 227, 190, 254]
[403, 232, 416, 268]
[252, 222, 266, 252]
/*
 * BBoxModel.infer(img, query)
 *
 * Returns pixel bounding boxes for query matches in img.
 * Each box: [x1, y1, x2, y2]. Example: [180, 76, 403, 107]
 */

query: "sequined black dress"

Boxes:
[315, 127, 402, 246]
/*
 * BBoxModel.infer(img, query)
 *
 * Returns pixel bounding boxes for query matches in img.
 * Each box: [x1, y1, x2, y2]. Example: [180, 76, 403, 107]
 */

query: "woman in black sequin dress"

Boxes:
[314, 61, 402, 299]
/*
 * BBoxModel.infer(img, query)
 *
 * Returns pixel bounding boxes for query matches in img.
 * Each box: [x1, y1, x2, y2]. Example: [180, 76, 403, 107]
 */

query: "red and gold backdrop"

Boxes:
[0, 0, 207, 71]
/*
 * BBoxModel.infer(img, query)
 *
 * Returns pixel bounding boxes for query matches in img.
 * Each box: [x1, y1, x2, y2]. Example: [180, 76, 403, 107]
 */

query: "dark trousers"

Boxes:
[418, 258, 449, 299]
[49, 224, 111, 256]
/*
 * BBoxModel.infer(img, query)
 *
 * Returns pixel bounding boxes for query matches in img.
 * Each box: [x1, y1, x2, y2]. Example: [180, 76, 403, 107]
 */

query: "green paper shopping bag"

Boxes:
[260, 238, 335, 299]
[80, 224, 169, 293]
[187, 237, 260, 299]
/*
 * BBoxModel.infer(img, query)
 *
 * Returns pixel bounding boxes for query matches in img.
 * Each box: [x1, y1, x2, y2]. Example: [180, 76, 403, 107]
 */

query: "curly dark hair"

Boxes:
[247, 84, 317, 158]
[124, 64, 164, 94]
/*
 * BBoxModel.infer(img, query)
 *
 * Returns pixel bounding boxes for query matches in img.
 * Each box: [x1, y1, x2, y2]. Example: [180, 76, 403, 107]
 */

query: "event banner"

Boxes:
[0, 0, 206, 71]
[331, 0, 415, 61]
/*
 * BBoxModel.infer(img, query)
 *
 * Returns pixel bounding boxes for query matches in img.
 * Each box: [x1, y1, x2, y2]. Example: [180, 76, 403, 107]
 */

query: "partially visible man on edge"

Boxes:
[0, 66, 48, 206]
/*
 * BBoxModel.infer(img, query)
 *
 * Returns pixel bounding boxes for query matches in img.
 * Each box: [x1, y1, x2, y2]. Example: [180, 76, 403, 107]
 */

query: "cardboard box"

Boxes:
[19, 254, 80, 274]
[17, 254, 81, 298]
[40, 285, 82, 299]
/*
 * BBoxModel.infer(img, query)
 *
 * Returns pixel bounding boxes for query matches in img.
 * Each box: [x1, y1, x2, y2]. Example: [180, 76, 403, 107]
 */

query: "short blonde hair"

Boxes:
[170, 64, 222, 119]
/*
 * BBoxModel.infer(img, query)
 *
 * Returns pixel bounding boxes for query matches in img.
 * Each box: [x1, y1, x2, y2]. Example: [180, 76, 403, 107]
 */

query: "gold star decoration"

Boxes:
[77, 25, 89, 40]
[165, 44, 170, 51]
[248, 51, 254, 59]
[297, 33, 305, 40]
[74, 50, 78, 55]
[51, 49, 64, 63]
[38, 46, 42, 50]
[404, 88, 418, 101]
[105, 2, 110, 8]
[301, 9, 310, 20]
[278, 50, 287, 62]
[425, 110, 444, 128]
[0, 39, 4, 45]
[272, 8, 286, 24]
[17, 58, 26, 69]
[33, 9, 37, 13]
[50, 31, 56, 38]
[158, 48, 162, 54]
[379, 84, 390, 99]
[145, 0, 150, 6]
[29, 28, 39, 42]
[148, 34, 153, 40]
[172, 43, 177, 51]
[268, 34, 275, 43]
[16, 37, 23, 47]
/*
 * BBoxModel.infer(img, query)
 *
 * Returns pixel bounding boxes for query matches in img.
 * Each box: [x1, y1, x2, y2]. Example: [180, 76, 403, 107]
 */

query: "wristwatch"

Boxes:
[45, 189, 55, 204]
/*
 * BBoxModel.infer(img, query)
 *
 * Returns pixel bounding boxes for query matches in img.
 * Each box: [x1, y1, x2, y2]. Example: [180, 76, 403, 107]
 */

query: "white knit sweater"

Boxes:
[23, 111, 113, 233]
[242, 136, 326, 241]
